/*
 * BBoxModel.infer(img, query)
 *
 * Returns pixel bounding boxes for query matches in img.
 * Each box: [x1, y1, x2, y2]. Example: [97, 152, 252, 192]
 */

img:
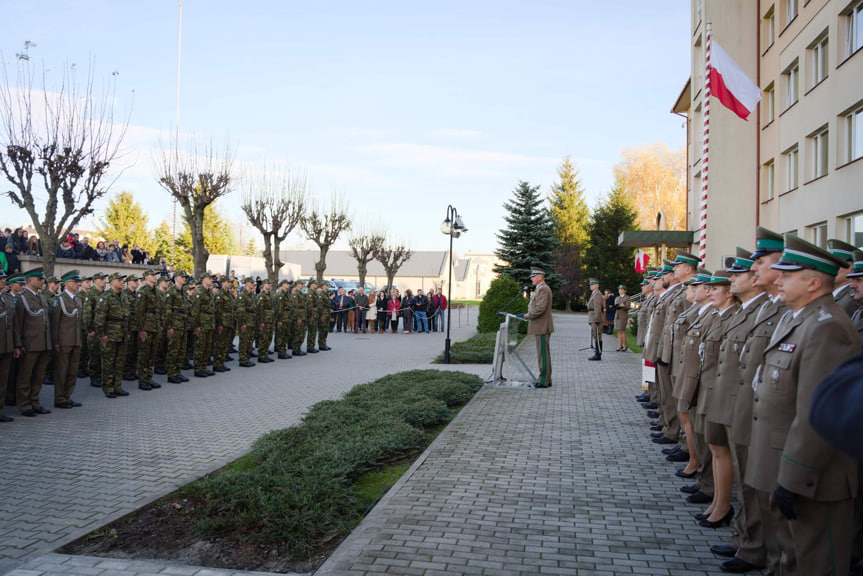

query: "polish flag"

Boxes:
[635, 250, 650, 274]
[709, 41, 761, 120]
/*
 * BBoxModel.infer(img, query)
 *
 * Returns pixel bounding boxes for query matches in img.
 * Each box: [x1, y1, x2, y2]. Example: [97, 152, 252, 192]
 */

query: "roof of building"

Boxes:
[279, 250, 448, 278]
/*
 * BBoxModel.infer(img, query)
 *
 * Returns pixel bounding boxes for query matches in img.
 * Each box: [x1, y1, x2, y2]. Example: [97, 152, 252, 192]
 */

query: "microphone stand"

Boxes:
[497, 286, 531, 317]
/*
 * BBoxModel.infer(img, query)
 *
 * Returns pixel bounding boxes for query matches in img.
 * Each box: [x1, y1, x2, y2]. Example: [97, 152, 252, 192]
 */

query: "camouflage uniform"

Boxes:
[77, 282, 90, 377]
[256, 285, 275, 362]
[165, 277, 190, 380]
[191, 278, 215, 374]
[236, 284, 257, 364]
[135, 274, 163, 387]
[94, 280, 129, 395]
[85, 281, 105, 385]
[185, 283, 197, 367]
[315, 287, 330, 350]
[122, 282, 139, 380]
[153, 280, 170, 373]
[274, 283, 292, 358]
[291, 284, 308, 355]
[213, 281, 235, 370]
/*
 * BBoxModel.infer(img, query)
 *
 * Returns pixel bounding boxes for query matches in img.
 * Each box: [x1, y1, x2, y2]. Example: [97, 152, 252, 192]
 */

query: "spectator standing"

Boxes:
[27, 236, 41, 257]
[428, 290, 439, 332]
[413, 289, 429, 333]
[131, 244, 145, 264]
[354, 288, 369, 333]
[56, 238, 75, 259]
[3, 245, 20, 274]
[121, 245, 132, 264]
[604, 289, 615, 335]
[11, 228, 27, 254]
[375, 290, 388, 333]
[74, 237, 94, 260]
[436, 288, 447, 333]
[366, 290, 377, 333]
[401, 289, 413, 333]
[387, 289, 401, 333]
[333, 288, 349, 332]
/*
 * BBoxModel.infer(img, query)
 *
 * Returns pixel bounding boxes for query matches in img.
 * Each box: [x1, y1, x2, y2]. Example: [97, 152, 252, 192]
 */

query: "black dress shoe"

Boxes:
[225, 355, 234, 362]
[115, 389, 130, 396]
[21, 409, 37, 417]
[206, 370, 215, 376]
[649, 424, 663, 431]
[667, 451, 690, 462]
[320, 346, 331, 351]
[43, 377, 54, 385]
[675, 469, 697, 479]
[699, 507, 733, 528]
[686, 491, 713, 504]
[69, 400, 82, 407]
[710, 545, 737, 558]
[649, 420, 660, 426]
[652, 436, 676, 444]
[680, 484, 701, 494]
[258, 357, 273, 363]
[138, 383, 152, 391]
[642, 402, 658, 409]
[153, 367, 168, 375]
[239, 361, 256, 367]
[651, 431, 666, 439]
[77, 369, 89, 378]
[720, 557, 763, 573]
[104, 392, 117, 399]
[33, 407, 51, 414]
[90, 379, 102, 387]
[278, 354, 291, 359]
[213, 366, 229, 372]
[294, 351, 307, 356]
[150, 381, 162, 389]
[647, 411, 661, 418]
[168, 376, 183, 383]
[194, 371, 209, 378]
[53, 402, 73, 409]
[250, 351, 258, 357]
[636, 393, 650, 401]
[179, 374, 189, 382]
[662, 445, 681, 454]
[587, 353, 602, 361]
[181, 363, 194, 370]
[307, 348, 319, 353]
[0, 415, 14, 422]
[123, 374, 137, 381]
[229, 345, 238, 353]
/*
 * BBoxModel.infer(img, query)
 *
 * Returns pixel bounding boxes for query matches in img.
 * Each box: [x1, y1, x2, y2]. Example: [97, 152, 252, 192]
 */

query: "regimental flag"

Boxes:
[709, 41, 762, 120]
[635, 249, 650, 274]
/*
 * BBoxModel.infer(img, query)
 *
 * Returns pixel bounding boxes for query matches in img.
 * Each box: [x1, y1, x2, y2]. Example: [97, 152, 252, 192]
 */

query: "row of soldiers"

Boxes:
[635, 231, 862, 575]
[0, 267, 334, 420]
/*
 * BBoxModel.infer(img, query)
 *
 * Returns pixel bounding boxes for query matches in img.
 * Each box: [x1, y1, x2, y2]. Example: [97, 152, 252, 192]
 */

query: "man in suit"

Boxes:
[586, 278, 604, 361]
[522, 267, 553, 388]
[15, 267, 52, 416]
[745, 234, 859, 576]
[828, 239, 862, 318]
[51, 270, 84, 409]
[0, 269, 21, 422]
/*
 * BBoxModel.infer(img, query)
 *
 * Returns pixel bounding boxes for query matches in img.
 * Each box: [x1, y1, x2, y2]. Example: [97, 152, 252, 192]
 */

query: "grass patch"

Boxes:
[453, 299, 481, 306]
[624, 328, 642, 354]
[434, 331, 500, 364]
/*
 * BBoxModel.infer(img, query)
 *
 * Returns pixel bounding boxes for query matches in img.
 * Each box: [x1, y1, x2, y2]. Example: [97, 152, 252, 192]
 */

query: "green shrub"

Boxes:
[477, 276, 528, 333]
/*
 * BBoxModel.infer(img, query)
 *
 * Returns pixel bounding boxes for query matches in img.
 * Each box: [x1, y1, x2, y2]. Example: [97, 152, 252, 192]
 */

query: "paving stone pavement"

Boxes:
[317, 313, 732, 576]
[0, 311, 487, 576]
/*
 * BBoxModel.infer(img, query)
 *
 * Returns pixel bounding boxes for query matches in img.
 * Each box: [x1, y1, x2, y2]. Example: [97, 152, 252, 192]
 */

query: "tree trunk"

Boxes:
[357, 262, 367, 288]
[191, 205, 209, 277]
[272, 237, 284, 282]
[262, 232, 275, 283]
[385, 270, 396, 292]
[315, 246, 329, 284]
[40, 235, 58, 276]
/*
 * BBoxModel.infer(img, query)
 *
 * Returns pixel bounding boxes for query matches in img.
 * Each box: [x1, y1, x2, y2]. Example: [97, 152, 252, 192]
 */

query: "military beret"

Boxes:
[107, 272, 124, 282]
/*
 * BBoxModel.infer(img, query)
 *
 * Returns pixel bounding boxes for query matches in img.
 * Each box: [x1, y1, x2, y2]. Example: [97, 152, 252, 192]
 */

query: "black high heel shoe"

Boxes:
[698, 506, 733, 528]
[694, 511, 711, 521]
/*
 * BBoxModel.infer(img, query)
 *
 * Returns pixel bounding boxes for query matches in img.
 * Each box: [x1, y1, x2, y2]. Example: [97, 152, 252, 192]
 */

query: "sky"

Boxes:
[0, 1, 690, 256]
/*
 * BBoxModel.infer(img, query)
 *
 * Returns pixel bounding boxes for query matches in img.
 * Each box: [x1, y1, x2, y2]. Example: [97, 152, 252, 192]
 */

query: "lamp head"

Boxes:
[440, 218, 452, 235]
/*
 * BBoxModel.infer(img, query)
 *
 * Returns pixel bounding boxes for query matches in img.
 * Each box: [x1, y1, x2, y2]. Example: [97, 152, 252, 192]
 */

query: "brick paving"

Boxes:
[3, 311, 734, 576]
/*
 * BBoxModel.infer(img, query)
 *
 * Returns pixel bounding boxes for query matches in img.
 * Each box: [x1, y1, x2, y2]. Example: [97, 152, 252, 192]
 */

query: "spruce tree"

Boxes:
[584, 187, 641, 294]
[548, 157, 590, 309]
[494, 180, 559, 288]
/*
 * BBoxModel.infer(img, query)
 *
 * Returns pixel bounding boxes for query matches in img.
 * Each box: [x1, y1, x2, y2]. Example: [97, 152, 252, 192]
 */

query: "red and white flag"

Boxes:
[709, 41, 761, 120]
[635, 250, 650, 274]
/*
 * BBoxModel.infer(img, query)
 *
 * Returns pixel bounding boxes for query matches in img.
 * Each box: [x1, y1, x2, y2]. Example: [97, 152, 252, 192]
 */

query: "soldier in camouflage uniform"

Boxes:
[291, 281, 308, 356]
[184, 279, 197, 368]
[213, 276, 235, 372]
[274, 280, 292, 359]
[191, 274, 216, 378]
[315, 283, 332, 351]
[76, 276, 91, 378]
[42, 276, 60, 386]
[85, 273, 107, 387]
[134, 269, 163, 391]
[122, 275, 140, 382]
[165, 271, 190, 383]
[236, 277, 257, 367]
[255, 278, 275, 363]
[304, 280, 319, 353]
[94, 273, 130, 398]
[153, 274, 171, 375]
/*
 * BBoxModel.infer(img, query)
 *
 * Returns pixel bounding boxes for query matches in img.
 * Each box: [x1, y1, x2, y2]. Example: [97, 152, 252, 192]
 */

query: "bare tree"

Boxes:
[155, 140, 234, 277]
[374, 239, 412, 292]
[0, 54, 129, 275]
[241, 164, 307, 282]
[300, 195, 352, 284]
[348, 227, 385, 289]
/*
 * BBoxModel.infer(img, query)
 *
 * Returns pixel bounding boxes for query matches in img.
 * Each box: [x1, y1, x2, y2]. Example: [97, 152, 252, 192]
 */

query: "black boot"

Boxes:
[588, 352, 602, 361]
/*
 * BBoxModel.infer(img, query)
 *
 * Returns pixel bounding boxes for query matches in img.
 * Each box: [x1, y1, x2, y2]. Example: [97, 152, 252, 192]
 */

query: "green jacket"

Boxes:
[191, 288, 215, 331]
[236, 289, 256, 327]
[256, 291, 275, 324]
[94, 290, 129, 343]
[214, 289, 235, 329]
[83, 287, 103, 332]
[135, 284, 162, 332]
[164, 285, 188, 330]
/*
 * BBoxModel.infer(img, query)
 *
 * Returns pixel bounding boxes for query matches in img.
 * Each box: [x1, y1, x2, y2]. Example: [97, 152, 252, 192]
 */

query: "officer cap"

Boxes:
[617, 285, 626, 290]
[671, 251, 701, 267]
[530, 267, 545, 277]
[588, 278, 599, 285]
[60, 270, 82, 283]
[751, 226, 784, 259]
[727, 247, 755, 273]
[107, 272, 124, 282]
[770, 234, 847, 277]
[827, 239, 858, 266]
[705, 270, 732, 286]
[847, 250, 863, 278]
[172, 269, 188, 279]
[7, 273, 25, 284]
[661, 259, 676, 274]
[688, 268, 714, 285]
[640, 279, 649, 285]
[91, 272, 107, 280]
[23, 267, 45, 279]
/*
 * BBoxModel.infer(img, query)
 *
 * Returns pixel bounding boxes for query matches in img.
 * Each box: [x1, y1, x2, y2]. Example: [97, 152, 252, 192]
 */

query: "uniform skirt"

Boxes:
[705, 419, 728, 446]
[613, 312, 628, 331]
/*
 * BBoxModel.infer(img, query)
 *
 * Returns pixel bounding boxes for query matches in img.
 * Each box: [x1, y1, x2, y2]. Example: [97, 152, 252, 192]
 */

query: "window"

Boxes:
[694, 38, 703, 94]
[783, 60, 799, 108]
[696, 0, 703, 26]
[841, 212, 863, 245]
[809, 127, 829, 179]
[765, 83, 775, 124]
[809, 34, 829, 87]
[785, 0, 798, 26]
[846, 106, 863, 162]
[764, 6, 776, 49]
[784, 145, 799, 190]
[807, 222, 828, 248]
[764, 159, 776, 200]
[844, 0, 863, 57]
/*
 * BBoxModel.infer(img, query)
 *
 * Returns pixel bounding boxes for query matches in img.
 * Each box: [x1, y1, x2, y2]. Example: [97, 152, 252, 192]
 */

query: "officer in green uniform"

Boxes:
[315, 283, 332, 351]
[94, 273, 130, 398]
[256, 278, 275, 363]
[291, 280, 308, 356]
[274, 280, 292, 359]
[213, 275, 235, 372]
[76, 276, 91, 378]
[122, 275, 140, 382]
[237, 277, 257, 367]
[191, 273, 216, 377]
[85, 272, 106, 387]
[134, 269, 162, 390]
[42, 275, 60, 386]
[165, 270, 190, 383]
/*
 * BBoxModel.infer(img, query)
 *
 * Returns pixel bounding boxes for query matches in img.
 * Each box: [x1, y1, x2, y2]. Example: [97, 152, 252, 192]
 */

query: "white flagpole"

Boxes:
[699, 22, 712, 263]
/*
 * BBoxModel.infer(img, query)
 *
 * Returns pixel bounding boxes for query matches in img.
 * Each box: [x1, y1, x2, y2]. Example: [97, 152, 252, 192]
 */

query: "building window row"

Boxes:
[845, 0, 863, 57]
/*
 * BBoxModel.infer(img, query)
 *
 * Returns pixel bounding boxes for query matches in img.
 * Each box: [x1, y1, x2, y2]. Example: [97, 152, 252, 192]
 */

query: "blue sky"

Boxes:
[1, 1, 689, 255]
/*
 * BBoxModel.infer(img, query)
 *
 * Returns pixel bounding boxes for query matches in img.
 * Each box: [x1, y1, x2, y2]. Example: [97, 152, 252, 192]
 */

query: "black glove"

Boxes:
[773, 484, 797, 520]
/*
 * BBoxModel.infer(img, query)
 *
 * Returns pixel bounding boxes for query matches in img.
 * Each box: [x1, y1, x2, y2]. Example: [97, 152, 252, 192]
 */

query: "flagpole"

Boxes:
[699, 22, 711, 263]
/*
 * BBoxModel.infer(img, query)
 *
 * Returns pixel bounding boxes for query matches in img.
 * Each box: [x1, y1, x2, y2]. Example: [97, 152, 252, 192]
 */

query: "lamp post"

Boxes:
[441, 205, 467, 364]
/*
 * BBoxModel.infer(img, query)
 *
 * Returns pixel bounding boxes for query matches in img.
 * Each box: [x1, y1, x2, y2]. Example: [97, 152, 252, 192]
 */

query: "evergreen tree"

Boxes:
[175, 203, 238, 272]
[548, 157, 590, 309]
[494, 181, 559, 288]
[584, 187, 641, 295]
[96, 190, 150, 249]
[150, 220, 174, 264]
[243, 237, 259, 257]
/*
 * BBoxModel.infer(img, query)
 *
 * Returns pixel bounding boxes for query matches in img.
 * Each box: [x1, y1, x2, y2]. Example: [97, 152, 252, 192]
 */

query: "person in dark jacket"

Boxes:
[73, 237, 95, 260]
[2, 244, 20, 274]
[10, 228, 27, 254]
[413, 289, 429, 333]
[427, 291, 439, 332]
[604, 290, 616, 335]
[56, 238, 75, 259]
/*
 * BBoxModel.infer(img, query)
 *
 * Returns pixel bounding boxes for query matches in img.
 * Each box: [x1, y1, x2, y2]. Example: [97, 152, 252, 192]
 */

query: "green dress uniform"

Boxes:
[213, 283, 235, 369]
[236, 286, 257, 364]
[85, 284, 105, 384]
[274, 286, 292, 358]
[191, 282, 215, 374]
[165, 282, 190, 379]
[94, 283, 129, 395]
[136, 280, 163, 386]
[315, 288, 330, 350]
[122, 285, 139, 379]
[16, 274, 52, 415]
[0, 279, 21, 420]
[50, 277, 84, 407]
[256, 288, 275, 361]
[586, 282, 604, 358]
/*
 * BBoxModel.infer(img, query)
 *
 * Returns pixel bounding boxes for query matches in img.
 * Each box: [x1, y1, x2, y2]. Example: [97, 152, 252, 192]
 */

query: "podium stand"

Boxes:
[491, 313, 537, 388]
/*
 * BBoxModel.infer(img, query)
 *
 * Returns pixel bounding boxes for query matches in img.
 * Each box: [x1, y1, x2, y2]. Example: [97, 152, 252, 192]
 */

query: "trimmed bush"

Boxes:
[477, 276, 528, 333]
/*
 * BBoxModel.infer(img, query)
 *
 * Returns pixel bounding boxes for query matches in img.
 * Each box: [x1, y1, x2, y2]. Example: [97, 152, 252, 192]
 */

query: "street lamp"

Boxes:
[441, 205, 467, 364]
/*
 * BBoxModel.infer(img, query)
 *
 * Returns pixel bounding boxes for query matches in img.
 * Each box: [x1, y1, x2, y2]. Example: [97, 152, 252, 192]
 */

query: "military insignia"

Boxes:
[733, 343, 739, 352]
[770, 368, 780, 384]
[778, 343, 795, 352]
[766, 321, 774, 325]
[817, 310, 832, 322]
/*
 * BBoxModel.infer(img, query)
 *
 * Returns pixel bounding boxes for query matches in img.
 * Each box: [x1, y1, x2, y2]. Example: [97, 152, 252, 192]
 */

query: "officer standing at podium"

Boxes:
[522, 267, 553, 388]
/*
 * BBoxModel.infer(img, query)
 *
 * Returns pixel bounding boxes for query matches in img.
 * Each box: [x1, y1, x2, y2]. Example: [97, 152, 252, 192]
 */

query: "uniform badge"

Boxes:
[778, 343, 795, 352]
[733, 343, 739, 352]
[817, 310, 832, 322]
[770, 368, 780, 384]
